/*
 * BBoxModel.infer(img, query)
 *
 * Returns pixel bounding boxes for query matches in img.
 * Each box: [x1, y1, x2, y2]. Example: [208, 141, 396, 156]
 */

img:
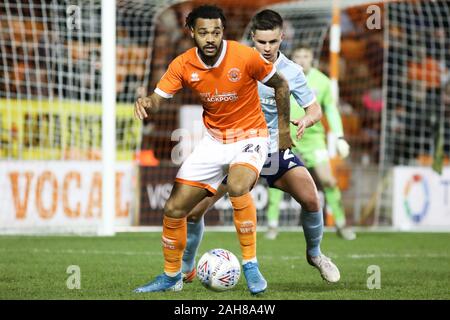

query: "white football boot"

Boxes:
[307, 254, 341, 283]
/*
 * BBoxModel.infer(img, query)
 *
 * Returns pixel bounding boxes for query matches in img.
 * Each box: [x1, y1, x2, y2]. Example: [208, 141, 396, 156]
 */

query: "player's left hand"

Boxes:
[290, 119, 306, 140]
[336, 137, 350, 159]
[278, 130, 293, 150]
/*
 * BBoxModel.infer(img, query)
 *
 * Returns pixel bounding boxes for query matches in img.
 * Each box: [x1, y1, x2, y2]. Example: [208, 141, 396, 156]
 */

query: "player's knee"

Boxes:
[227, 182, 251, 197]
[164, 200, 188, 219]
[301, 193, 321, 212]
[187, 209, 204, 223]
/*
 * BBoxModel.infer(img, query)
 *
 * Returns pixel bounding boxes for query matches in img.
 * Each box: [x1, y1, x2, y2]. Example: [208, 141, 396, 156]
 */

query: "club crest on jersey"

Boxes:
[191, 72, 200, 82]
[227, 68, 242, 82]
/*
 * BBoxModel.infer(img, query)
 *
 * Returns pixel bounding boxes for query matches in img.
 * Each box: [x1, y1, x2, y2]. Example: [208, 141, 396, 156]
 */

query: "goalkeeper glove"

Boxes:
[336, 137, 350, 159]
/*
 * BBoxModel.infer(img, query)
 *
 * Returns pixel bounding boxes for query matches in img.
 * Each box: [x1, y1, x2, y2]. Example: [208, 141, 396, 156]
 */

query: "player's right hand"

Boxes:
[134, 97, 152, 120]
[290, 119, 306, 140]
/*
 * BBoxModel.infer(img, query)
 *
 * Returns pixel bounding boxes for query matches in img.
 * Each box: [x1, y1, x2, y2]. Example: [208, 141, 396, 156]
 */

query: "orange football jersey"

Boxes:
[155, 40, 275, 142]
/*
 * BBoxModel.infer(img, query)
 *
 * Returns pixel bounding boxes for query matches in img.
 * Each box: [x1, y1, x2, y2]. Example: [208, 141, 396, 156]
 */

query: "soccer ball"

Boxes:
[196, 248, 241, 292]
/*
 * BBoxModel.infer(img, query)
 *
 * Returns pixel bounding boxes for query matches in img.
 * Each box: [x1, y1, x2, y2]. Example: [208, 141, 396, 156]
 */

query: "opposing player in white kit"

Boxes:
[133, 5, 293, 295]
[181, 9, 341, 287]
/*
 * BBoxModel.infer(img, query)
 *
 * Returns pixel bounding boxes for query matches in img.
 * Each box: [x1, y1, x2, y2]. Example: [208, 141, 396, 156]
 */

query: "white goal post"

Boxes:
[100, 0, 117, 236]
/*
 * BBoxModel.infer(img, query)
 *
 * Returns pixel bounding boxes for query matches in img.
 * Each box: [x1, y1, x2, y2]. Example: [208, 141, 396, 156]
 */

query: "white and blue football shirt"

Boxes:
[258, 52, 316, 153]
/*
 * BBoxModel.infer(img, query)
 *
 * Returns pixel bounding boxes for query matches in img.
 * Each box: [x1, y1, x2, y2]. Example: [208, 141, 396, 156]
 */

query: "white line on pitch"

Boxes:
[0, 247, 448, 259]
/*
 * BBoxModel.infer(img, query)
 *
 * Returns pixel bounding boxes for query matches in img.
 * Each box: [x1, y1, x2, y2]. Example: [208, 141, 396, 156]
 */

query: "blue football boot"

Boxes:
[133, 273, 183, 293]
[243, 262, 267, 295]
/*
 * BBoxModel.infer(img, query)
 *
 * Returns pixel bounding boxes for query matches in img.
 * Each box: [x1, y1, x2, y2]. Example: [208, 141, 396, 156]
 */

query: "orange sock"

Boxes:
[230, 193, 257, 261]
[162, 215, 187, 275]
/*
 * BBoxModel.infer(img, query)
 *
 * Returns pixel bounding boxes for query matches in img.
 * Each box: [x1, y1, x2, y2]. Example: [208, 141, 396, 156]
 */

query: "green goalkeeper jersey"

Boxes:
[290, 67, 344, 145]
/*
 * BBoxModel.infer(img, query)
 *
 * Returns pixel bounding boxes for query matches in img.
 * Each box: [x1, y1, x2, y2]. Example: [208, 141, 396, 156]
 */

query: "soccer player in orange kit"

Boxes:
[133, 5, 292, 295]
[181, 9, 341, 289]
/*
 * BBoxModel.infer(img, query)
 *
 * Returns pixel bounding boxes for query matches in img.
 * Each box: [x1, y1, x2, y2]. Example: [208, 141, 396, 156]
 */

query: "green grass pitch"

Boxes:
[0, 231, 449, 300]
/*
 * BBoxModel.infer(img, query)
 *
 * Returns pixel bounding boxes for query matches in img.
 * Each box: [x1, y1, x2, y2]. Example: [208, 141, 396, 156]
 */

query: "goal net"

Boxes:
[376, 0, 450, 227]
[382, 0, 449, 168]
[0, 0, 181, 234]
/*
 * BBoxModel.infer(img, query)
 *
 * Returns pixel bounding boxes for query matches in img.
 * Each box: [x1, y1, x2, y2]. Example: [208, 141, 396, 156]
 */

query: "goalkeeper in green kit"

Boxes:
[267, 44, 356, 241]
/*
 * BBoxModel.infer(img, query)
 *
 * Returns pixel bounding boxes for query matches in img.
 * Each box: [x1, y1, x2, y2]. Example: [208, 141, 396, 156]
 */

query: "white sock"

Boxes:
[165, 271, 180, 277]
[242, 257, 257, 265]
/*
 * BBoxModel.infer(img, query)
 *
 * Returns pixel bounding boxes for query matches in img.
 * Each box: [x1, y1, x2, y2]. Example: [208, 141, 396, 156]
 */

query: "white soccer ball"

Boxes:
[196, 248, 241, 292]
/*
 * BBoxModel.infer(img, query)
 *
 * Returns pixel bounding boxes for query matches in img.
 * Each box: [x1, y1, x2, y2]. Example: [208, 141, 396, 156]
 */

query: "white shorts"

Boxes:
[175, 132, 269, 194]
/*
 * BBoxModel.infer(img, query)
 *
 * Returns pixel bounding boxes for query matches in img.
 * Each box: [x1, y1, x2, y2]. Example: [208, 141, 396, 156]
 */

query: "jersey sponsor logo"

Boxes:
[199, 90, 238, 103]
[227, 67, 242, 82]
[190, 72, 200, 82]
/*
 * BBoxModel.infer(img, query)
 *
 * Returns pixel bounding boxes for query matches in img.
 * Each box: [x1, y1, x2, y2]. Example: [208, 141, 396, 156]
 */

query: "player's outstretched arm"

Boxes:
[265, 71, 293, 150]
[291, 101, 322, 140]
[134, 93, 165, 120]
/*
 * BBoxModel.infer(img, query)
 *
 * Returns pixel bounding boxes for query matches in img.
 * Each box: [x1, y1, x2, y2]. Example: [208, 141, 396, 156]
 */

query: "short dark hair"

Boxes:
[251, 9, 283, 33]
[185, 5, 226, 30]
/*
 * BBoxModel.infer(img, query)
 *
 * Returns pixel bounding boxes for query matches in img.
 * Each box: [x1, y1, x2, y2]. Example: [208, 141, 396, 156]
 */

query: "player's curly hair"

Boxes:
[251, 9, 283, 32]
[185, 5, 226, 30]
